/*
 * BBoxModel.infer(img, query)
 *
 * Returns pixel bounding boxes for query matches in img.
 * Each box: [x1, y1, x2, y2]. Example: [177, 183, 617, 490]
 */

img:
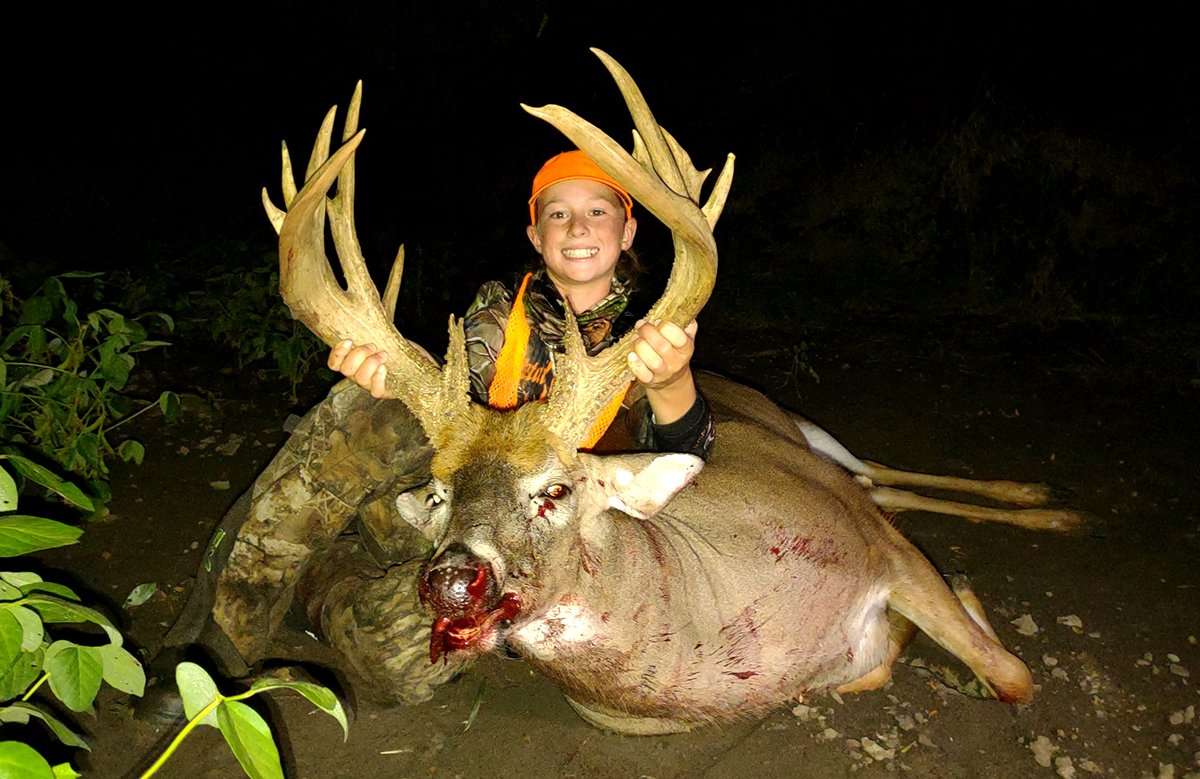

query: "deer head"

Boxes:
[263, 49, 734, 662]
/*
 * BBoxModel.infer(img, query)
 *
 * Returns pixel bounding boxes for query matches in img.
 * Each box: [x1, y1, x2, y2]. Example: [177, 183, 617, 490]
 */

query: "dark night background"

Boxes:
[5, 3, 1197, 354]
[5, 6, 1200, 775]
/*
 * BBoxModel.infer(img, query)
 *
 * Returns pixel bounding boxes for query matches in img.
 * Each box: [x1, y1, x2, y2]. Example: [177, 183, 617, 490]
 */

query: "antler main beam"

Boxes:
[262, 84, 470, 438]
[523, 49, 736, 449]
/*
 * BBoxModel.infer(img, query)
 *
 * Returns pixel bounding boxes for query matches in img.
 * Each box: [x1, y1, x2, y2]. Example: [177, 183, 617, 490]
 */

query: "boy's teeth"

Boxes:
[563, 248, 597, 259]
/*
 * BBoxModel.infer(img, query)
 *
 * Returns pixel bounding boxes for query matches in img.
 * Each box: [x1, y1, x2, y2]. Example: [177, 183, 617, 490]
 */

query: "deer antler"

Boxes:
[521, 49, 736, 449]
[261, 83, 472, 439]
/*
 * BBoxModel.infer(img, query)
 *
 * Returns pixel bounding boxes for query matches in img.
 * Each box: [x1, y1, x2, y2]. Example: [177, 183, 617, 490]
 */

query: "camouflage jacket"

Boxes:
[463, 269, 715, 460]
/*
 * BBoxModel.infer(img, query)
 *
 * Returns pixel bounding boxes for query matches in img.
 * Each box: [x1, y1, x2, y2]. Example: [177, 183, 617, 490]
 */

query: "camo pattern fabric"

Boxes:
[211, 379, 433, 663]
[295, 542, 468, 704]
[463, 269, 633, 403]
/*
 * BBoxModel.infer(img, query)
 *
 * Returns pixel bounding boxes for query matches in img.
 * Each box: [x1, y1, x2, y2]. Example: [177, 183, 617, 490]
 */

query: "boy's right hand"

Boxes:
[328, 340, 388, 399]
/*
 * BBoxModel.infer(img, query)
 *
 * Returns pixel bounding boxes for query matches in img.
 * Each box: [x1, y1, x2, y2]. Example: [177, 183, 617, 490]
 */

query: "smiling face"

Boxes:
[526, 179, 637, 312]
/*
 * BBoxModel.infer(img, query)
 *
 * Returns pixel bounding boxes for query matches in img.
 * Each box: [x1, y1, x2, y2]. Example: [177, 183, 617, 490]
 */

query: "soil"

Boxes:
[27, 314, 1200, 778]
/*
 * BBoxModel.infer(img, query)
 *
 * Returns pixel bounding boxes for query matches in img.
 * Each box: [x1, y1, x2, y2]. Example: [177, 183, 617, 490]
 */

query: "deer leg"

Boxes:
[885, 544, 1033, 703]
[859, 460, 1057, 506]
[948, 574, 1000, 641]
[837, 609, 917, 694]
[793, 416, 1075, 509]
[870, 486, 1084, 532]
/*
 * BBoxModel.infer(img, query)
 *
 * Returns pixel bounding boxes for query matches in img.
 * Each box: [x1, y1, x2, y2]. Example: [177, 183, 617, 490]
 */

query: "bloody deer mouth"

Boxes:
[428, 592, 521, 663]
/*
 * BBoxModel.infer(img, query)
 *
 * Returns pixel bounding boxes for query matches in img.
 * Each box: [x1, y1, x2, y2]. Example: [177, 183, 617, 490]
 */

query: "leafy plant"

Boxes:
[1, 457, 346, 778]
[0, 455, 144, 778]
[191, 263, 331, 401]
[139, 663, 347, 779]
[0, 272, 179, 499]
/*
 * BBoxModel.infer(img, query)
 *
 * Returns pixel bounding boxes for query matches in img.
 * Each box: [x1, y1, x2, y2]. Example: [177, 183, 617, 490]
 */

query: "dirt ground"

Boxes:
[30, 314, 1200, 778]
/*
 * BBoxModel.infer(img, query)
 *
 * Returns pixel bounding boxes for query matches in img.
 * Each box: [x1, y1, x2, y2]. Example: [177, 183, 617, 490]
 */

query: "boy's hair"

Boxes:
[528, 150, 634, 226]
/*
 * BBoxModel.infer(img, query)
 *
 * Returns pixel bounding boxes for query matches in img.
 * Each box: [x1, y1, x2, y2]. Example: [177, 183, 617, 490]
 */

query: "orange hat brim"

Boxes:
[528, 150, 634, 225]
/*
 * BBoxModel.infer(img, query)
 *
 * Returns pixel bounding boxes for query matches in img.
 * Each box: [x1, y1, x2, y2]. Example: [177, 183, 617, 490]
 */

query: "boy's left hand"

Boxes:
[627, 320, 698, 390]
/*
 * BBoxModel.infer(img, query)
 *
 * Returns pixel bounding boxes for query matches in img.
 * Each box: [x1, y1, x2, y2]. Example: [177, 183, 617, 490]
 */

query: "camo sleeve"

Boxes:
[463, 280, 512, 403]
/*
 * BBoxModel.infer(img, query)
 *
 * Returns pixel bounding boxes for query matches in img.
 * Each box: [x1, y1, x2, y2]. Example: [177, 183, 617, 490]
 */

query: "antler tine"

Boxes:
[261, 141, 298, 234]
[591, 49, 687, 197]
[702, 153, 736, 229]
[282, 141, 299, 207]
[382, 245, 405, 321]
[323, 92, 376, 301]
[522, 50, 733, 448]
[633, 127, 736, 229]
[269, 90, 466, 440]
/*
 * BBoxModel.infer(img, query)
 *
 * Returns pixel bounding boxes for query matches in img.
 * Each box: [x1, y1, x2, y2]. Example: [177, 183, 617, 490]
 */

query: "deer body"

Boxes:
[259, 49, 1066, 734]
[427, 374, 1026, 734]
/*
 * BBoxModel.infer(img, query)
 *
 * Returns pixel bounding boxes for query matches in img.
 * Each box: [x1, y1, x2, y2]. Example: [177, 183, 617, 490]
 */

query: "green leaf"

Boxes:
[158, 390, 180, 418]
[2, 457, 93, 512]
[72, 435, 101, 473]
[56, 271, 104, 279]
[0, 702, 89, 750]
[19, 296, 54, 326]
[248, 679, 349, 740]
[127, 339, 172, 353]
[98, 351, 133, 389]
[0, 649, 43, 700]
[139, 311, 175, 333]
[19, 582, 79, 601]
[0, 360, 7, 389]
[122, 582, 156, 608]
[0, 707, 27, 724]
[0, 468, 15, 512]
[61, 297, 78, 331]
[124, 320, 148, 343]
[0, 572, 41, 587]
[21, 595, 120, 644]
[8, 605, 44, 652]
[0, 610, 22, 671]
[0, 516, 83, 557]
[116, 440, 144, 466]
[216, 700, 284, 779]
[104, 314, 129, 337]
[13, 368, 54, 389]
[87, 479, 112, 505]
[51, 763, 82, 779]
[44, 641, 104, 712]
[176, 662, 220, 728]
[0, 325, 46, 355]
[0, 581, 19, 601]
[97, 643, 144, 696]
[0, 741, 54, 779]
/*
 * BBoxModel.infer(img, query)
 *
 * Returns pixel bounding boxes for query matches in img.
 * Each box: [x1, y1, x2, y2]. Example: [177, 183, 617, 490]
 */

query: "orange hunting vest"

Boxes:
[487, 273, 628, 448]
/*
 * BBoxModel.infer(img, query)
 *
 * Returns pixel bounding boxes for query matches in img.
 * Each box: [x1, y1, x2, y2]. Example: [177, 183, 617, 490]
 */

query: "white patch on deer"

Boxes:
[845, 585, 891, 679]
[510, 601, 599, 661]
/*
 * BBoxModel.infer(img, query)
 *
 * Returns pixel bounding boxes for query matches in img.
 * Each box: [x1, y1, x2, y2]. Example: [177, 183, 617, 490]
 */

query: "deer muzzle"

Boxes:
[420, 544, 520, 663]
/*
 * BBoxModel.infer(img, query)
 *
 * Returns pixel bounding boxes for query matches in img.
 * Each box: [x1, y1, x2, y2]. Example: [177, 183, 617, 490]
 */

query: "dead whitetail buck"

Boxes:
[261, 49, 1081, 734]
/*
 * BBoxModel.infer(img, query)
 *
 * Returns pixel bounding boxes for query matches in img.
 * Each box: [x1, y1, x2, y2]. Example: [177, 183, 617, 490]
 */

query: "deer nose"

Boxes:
[419, 543, 499, 618]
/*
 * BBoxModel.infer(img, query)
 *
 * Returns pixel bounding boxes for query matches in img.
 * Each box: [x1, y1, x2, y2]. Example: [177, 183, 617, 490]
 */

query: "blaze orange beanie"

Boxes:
[528, 150, 634, 225]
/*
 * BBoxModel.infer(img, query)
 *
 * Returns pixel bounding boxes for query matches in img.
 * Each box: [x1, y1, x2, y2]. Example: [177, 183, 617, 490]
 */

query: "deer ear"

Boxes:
[579, 453, 703, 519]
[394, 482, 449, 542]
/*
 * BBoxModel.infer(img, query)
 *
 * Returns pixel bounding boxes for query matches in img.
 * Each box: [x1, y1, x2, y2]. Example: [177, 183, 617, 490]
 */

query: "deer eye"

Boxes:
[541, 483, 571, 500]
